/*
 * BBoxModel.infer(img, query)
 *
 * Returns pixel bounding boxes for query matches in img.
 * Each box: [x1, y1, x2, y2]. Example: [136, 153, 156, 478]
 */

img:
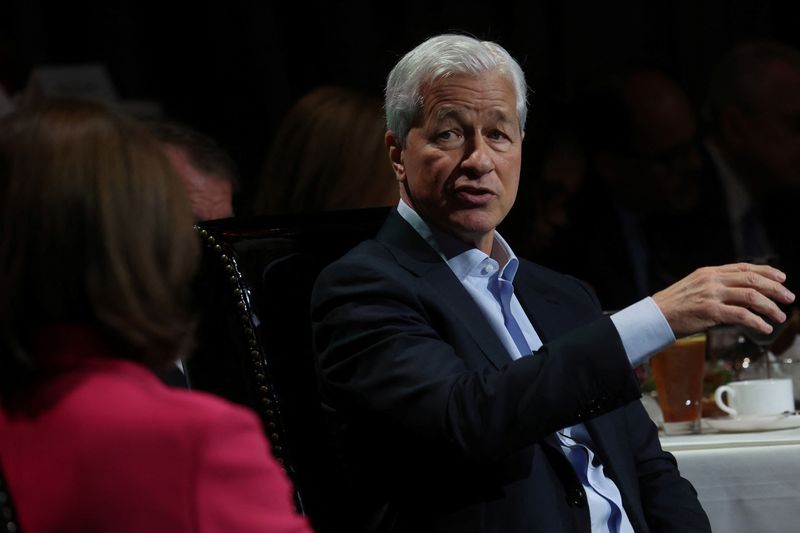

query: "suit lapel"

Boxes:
[513, 262, 645, 528]
[515, 265, 623, 475]
[376, 211, 512, 369]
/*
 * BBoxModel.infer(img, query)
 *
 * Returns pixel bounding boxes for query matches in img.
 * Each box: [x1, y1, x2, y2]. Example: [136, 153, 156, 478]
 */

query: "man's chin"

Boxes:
[448, 215, 503, 243]
[448, 218, 490, 232]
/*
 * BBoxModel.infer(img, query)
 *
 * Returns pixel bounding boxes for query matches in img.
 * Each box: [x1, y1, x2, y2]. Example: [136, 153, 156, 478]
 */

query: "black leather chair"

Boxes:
[188, 207, 389, 533]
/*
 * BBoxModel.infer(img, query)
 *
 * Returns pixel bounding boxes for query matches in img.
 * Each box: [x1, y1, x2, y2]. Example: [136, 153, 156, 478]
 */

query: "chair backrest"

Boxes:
[188, 207, 389, 533]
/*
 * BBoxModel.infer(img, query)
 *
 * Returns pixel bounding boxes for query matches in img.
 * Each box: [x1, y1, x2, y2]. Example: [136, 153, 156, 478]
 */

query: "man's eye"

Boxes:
[488, 130, 510, 141]
[437, 129, 461, 141]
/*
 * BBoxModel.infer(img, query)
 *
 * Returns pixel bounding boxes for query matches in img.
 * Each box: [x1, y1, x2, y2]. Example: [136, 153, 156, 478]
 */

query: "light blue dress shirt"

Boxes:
[397, 200, 675, 533]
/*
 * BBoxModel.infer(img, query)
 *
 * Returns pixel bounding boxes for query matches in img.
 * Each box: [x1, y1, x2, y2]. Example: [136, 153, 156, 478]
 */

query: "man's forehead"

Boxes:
[418, 74, 517, 120]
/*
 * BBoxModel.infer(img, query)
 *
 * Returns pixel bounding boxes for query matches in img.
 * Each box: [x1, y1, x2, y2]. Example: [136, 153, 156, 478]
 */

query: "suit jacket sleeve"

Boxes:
[195, 404, 312, 533]
[622, 403, 711, 532]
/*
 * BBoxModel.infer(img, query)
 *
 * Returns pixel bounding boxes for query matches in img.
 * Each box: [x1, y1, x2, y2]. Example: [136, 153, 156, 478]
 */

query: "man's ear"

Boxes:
[385, 130, 406, 183]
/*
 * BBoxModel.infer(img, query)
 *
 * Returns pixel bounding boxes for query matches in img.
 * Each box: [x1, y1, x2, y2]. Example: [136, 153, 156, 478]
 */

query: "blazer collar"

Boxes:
[376, 209, 444, 276]
[376, 211, 512, 368]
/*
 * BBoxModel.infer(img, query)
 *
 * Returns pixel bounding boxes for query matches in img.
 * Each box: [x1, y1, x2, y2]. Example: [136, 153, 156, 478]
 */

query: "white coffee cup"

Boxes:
[714, 378, 795, 418]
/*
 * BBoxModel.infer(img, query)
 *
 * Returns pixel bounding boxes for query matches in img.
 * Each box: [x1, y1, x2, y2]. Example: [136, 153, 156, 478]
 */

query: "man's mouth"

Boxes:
[454, 187, 495, 206]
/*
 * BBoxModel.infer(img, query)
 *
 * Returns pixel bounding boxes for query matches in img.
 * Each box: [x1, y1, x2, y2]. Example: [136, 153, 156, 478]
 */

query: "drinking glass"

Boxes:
[651, 334, 706, 434]
[737, 255, 789, 378]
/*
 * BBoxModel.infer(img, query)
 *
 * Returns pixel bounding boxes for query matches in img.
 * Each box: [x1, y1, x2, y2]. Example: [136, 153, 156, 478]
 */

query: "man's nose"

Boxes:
[461, 135, 495, 177]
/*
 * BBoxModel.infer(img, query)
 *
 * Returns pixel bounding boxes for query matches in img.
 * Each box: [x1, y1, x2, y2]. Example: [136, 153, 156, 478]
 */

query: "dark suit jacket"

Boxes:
[311, 211, 710, 533]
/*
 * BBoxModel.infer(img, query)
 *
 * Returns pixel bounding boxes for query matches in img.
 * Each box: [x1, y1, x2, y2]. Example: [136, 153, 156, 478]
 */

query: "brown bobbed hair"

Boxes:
[0, 100, 200, 385]
[254, 85, 398, 215]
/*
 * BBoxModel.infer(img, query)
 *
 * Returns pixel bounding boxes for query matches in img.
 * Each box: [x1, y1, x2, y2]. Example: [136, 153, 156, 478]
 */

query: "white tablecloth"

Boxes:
[661, 427, 800, 533]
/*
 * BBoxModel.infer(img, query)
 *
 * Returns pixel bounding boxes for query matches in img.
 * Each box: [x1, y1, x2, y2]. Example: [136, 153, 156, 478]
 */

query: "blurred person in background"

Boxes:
[150, 119, 239, 221]
[149, 120, 239, 388]
[543, 67, 717, 310]
[0, 101, 311, 533]
[254, 85, 398, 215]
[702, 40, 800, 297]
[500, 123, 587, 261]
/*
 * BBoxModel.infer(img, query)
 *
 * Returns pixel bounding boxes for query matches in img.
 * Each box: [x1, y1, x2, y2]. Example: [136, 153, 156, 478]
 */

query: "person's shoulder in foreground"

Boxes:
[1, 326, 311, 533]
[0, 100, 312, 533]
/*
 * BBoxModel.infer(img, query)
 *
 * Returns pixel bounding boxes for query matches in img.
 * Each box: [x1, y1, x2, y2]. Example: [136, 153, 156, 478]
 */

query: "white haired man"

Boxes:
[312, 34, 792, 532]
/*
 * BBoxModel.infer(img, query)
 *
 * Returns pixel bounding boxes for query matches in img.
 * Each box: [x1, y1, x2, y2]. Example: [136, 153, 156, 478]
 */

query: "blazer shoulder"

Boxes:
[330, 238, 395, 268]
[163, 385, 265, 435]
[64, 365, 265, 445]
[314, 237, 411, 291]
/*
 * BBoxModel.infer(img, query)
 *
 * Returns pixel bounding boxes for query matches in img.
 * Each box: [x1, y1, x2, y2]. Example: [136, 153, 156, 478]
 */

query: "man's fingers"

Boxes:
[718, 303, 774, 334]
[721, 262, 787, 282]
[718, 270, 795, 304]
[720, 287, 786, 323]
[656, 263, 795, 338]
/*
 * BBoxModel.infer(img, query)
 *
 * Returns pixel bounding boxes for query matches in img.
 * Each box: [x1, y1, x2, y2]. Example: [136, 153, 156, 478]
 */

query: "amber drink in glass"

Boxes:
[651, 334, 706, 434]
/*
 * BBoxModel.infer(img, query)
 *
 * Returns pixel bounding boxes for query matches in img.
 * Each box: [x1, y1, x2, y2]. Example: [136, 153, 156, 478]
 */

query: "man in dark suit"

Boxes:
[311, 34, 793, 532]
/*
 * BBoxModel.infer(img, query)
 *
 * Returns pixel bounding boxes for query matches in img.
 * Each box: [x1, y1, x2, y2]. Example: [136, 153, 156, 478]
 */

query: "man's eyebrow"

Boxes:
[486, 108, 516, 125]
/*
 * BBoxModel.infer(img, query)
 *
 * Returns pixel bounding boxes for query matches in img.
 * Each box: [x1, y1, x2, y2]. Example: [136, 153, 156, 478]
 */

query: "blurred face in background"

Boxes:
[163, 143, 234, 221]
[599, 72, 702, 214]
[731, 59, 800, 191]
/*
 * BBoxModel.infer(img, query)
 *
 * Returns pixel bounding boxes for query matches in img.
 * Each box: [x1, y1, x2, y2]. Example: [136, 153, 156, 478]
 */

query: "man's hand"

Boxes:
[652, 263, 795, 338]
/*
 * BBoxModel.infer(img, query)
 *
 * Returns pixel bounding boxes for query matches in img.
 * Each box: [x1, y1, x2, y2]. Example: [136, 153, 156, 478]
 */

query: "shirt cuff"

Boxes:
[610, 297, 675, 367]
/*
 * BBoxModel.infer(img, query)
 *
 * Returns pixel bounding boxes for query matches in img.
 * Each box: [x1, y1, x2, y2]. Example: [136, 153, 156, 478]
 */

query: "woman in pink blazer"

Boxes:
[0, 101, 312, 533]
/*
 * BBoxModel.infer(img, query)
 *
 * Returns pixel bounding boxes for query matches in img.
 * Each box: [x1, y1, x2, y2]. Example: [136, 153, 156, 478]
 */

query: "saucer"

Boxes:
[704, 412, 800, 433]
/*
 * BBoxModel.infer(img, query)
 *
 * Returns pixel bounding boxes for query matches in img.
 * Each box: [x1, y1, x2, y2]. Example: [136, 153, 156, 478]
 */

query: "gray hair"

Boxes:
[385, 34, 528, 146]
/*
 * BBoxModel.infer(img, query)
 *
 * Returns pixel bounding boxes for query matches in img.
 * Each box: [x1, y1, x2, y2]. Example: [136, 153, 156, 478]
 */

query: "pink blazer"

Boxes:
[0, 326, 312, 533]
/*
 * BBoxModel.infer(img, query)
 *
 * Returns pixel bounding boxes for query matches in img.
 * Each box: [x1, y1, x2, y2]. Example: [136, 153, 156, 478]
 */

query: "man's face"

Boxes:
[387, 72, 522, 253]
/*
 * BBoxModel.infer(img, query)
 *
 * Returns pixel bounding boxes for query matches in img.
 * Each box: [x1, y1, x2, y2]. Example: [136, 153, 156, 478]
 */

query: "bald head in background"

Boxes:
[150, 121, 238, 221]
[163, 143, 234, 220]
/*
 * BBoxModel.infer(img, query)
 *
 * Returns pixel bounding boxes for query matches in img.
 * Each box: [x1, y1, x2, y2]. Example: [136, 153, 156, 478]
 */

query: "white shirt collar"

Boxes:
[396, 199, 519, 281]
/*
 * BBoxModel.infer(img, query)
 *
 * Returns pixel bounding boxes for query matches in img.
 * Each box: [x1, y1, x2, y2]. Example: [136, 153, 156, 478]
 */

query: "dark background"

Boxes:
[3, 1, 800, 207]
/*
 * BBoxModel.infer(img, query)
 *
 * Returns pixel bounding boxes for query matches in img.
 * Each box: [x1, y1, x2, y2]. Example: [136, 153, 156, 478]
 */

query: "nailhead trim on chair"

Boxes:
[196, 226, 288, 464]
